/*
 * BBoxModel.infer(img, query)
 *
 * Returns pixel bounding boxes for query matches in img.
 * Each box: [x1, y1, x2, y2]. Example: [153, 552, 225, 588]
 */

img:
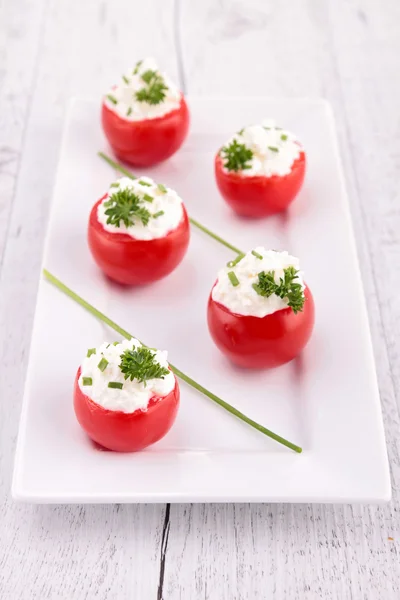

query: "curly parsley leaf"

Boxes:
[135, 70, 168, 105]
[252, 266, 305, 314]
[119, 347, 170, 384]
[104, 188, 151, 228]
[252, 271, 277, 298]
[221, 139, 253, 172]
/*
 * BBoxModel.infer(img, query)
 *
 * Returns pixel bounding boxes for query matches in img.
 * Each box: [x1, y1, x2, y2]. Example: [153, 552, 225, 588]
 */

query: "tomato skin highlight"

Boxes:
[214, 152, 306, 218]
[101, 96, 190, 167]
[207, 285, 315, 369]
[73, 368, 180, 452]
[88, 196, 190, 285]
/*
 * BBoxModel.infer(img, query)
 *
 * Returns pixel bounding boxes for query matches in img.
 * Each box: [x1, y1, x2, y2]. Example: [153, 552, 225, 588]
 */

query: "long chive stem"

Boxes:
[43, 269, 302, 453]
[227, 254, 245, 268]
[97, 152, 245, 256]
[98, 152, 136, 179]
[187, 217, 244, 255]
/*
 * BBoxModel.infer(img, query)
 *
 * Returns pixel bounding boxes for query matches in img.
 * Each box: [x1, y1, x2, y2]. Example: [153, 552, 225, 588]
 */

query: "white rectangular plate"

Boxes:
[13, 97, 390, 503]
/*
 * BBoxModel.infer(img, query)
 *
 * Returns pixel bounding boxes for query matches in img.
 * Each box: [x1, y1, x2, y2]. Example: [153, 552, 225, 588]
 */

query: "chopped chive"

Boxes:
[138, 179, 151, 187]
[113, 341, 119, 346]
[122, 75, 130, 84]
[108, 381, 123, 389]
[275, 126, 283, 130]
[227, 254, 245, 268]
[157, 183, 168, 194]
[106, 344, 110, 348]
[87, 348, 96, 358]
[281, 134, 288, 141]
[263, 126, 271, 130]
[237, 128, 244, 135]
[153, 210, 164, 218]
[97, 357, 108, 372]
[143, 193, 153, 203]
[107, 94, 118, 105]
[82, 377, 93, 386]
[126, 106, 132, 117]
[110, 182, 119, 188]
[133, 60, 142, 75]
[251, 250, 263, 259]
[228, 271, 240, 287]
[268, 146, 279, 152]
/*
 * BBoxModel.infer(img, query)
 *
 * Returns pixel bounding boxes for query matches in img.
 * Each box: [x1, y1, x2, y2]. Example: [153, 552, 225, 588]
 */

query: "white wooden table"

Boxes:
[1, 0, 400, 597]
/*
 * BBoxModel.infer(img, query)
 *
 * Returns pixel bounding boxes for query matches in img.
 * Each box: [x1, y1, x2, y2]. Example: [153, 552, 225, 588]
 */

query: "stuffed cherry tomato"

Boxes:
[102, 58, 189, 167]
[207, 248, 314, 369]
[74, 338, 180, 452]
[215, 120, 306, 218]
[88, 175, 190, 285]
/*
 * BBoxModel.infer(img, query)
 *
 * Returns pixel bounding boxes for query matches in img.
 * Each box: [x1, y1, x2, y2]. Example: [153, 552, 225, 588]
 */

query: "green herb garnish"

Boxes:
[143, 194, 153, 203]
[98, 357, 109, 372]
[108, 381, 123, 389]
[153, 210, 164, 218]
[141, 70, 156, 84]
[113, 341, 119, 346]
[133, 60, 143, 75]
[104, 188, 151, 228]
[138, 179, 151, 187]
[110, 182, 119, 188]
[227, 254, 244, 268]
[252, 266, 305, 314]
[228, 271, 240, 287]
[122, 75, 129, 85]
[126, 107, 132, 117]
[268, 146, 279, 153]
[157, 183, 168, 194]
[119, 347, 169, 385]
[281, 134, 288, 141]
[87, 348, 96, 357]
[107, 94, 118, 105]
[82, 377, 93, 386]
[251, 250, 263, 259]
[221, 139, 253, 172]
[135, 70, 168, 105]
[237, 128, 244, 135]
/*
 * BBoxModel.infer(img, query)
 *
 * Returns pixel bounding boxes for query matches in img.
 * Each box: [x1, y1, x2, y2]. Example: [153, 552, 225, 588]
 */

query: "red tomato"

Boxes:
[214, 151, 306, 218]
[73, 368, 180, 452]
[88, 196, 190, 285]
[101, 96, 190, 167]
[207, 285, 315, 369]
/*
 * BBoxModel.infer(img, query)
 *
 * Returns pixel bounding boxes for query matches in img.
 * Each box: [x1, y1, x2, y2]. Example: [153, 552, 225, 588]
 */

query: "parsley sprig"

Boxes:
[119, 347, 169, 385]
[104, 188, 151, 227]
[221, 139, 253, 172]
[135, 70, 168, 105]
[252, 266, 305, 314]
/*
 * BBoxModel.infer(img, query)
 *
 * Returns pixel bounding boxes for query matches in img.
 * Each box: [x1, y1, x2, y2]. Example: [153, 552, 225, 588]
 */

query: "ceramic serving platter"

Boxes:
[12, 97, 391, 503]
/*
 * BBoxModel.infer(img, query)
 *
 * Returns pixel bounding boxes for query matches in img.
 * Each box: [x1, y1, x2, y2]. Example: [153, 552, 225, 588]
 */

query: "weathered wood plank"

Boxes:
[0, 0, 177, 598]
[161, 1, 400, 598]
